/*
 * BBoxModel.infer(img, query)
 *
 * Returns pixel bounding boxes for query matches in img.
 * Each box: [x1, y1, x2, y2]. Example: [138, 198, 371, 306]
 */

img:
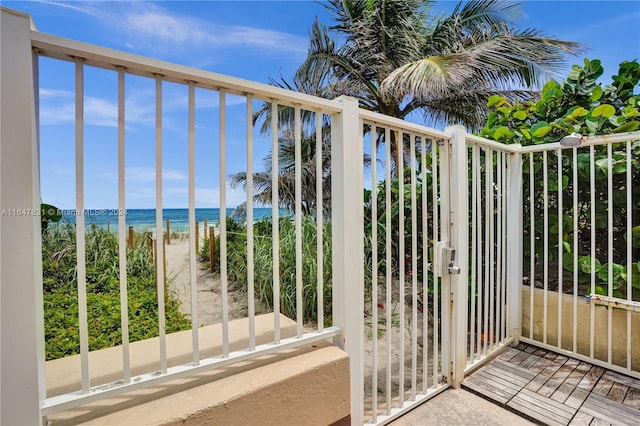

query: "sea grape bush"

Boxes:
[42, 223, 191, 360]
[481, 59, 640, 299]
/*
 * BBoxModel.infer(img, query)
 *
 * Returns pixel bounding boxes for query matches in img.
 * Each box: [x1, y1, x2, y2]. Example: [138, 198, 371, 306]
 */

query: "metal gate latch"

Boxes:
[435, 242, 461, 276]
[443, 246, 461, 275]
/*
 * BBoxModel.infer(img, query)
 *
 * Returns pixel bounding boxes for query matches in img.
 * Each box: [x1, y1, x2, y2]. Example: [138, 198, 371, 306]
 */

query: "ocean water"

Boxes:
[55, 208, 285, 232]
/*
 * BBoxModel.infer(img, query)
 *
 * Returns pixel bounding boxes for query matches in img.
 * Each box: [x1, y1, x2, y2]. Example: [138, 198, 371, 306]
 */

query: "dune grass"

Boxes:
[42, 223, 191, 360]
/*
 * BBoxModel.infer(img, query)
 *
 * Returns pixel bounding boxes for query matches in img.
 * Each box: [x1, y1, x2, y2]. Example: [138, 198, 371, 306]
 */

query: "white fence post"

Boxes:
[445, 126, 469, 388]
[331, 96, 364, 425]
[1, 8, 45, 425]
[506, 149, 523, 341]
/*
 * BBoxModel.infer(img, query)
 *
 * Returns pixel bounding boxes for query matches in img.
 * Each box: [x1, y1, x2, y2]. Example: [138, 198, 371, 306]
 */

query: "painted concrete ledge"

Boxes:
[47, 313, 299, 397]
[47, 314, 351, 425]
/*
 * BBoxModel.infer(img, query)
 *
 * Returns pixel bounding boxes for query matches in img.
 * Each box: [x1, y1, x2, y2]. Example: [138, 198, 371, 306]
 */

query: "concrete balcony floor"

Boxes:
[394, 342, 640, 425]
[391, 388, 533, 425]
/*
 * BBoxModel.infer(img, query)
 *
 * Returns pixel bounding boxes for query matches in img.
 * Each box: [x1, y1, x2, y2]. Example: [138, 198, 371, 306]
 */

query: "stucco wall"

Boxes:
[522, 287, 640, 370]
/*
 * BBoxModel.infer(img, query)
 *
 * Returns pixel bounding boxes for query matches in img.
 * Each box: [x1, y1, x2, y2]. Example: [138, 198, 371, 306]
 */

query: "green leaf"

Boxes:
[613, 121, 640, 133]
[493, 126, 515, 140]
[626, 225, 640, 248]
[566, 106, 588, 121]
[592, 104, 616, 118]
[590, 85, 603, 101]
[579, 256, 601, 274]
[533, 126, 551, 138]
[623, 106, 639, 118]
[512, 110, 527, 121]
[598, 263, 626, 282]
[487, 95, 506, 108]
[531, 121, 550, 138]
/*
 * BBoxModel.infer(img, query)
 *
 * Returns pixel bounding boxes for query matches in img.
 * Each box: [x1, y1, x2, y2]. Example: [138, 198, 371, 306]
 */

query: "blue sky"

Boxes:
[5, 0, 640, 209]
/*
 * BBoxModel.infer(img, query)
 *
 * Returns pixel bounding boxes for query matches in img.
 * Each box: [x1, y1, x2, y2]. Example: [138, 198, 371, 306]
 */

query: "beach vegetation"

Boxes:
[240, 0, 583, 210]
[202, 216, 332, 323]
[42, 223, 191, 360]
[481, 59, 640, 299]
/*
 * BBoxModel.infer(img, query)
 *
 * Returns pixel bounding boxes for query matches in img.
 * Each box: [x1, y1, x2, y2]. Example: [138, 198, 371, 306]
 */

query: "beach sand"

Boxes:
[163, 234, 254, 325]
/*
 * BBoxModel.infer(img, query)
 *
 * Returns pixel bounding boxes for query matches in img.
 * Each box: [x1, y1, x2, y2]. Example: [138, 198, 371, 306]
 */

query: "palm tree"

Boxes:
[234, 0, 582, 209]
[229, 129, 332, 217]
[300, 0, 582, 128]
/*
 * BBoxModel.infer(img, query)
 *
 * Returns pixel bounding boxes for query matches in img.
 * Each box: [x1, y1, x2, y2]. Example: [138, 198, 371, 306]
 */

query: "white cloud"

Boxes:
[39, 88, 73, 97]
[34, 1, 307, 56]
[39, 93, 117, 127]
[122, 5, 307, 55]
[39, 84, 249, 129]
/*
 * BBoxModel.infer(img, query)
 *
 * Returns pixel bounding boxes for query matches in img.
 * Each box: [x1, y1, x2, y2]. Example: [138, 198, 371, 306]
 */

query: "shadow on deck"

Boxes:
[462, 343, 640, 425]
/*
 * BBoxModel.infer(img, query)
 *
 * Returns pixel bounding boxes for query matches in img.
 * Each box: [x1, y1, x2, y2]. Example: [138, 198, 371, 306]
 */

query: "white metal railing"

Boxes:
[3, 8, 638, 426]
[2, 10, 345, 423]
[463, 138, 521, 371]
[519, 132, 639, 378]
[359, 113, 453, 425]
[39, 70, 342, 414]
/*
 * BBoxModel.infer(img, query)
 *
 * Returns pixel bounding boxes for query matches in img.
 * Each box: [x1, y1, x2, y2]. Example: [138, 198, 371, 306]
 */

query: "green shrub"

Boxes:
[42, 223, 191, 360]
[214, 216, 332, 323]
[481, 59, 640, 299]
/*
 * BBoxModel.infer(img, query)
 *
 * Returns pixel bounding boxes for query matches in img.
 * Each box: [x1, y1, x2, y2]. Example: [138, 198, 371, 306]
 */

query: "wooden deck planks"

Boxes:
[569, 411, 593, 425]
[462, 343, 640, 426]
[603, 371, 640, 391]
[623, 387, 640, 409]
[583, 393, 640, 424]
[565, 387, 590, 409]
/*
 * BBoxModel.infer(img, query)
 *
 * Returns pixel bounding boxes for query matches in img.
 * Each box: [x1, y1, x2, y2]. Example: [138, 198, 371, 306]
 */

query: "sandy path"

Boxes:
[163, 236, 249, 325]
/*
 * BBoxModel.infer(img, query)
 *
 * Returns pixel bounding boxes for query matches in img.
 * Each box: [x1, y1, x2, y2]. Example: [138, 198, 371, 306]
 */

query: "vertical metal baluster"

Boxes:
[271, 101, 280, 344]
[572, 148, 578, 353]
[188, 82, 198, 364]
[246, 96, 256, 350]
[371, 124, 378, 422]
[470, 145, 478, 361]
[488, 149, 495, 351]
[154, 75, 167, 373]
[477, 149, 484, 355]
[316, 112, 324, 333]
[496, 152, 502, 344]
[590, 145, 596, 359]
[410, 133, 418, 400]
[543, 150, 548, 344]
[385, 127, 392, 414]
[117, 67, 130, 382]
[626, 140, 632, 371]
[421, 137, 429, 393]
[398, 130, 405, 404]
[557, 149, 563, 349]
[529, 153, 535, 340]
[501, 153, 507, 341]
[219, 90, 229, 357]
[295, 106, 303, 338]
[432, 139, 439, 385]
[75, 59, 90, 393]
[607, 143, 613, 364]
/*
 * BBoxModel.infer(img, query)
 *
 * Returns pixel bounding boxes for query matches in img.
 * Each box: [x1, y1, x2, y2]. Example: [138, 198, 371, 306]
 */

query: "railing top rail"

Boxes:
[465, 130, 640, 154]
[465, 134, 520, 153]
[358, 109, 451, 140]
[31, 31, 343, 113]
[517, 130, 640, 153]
